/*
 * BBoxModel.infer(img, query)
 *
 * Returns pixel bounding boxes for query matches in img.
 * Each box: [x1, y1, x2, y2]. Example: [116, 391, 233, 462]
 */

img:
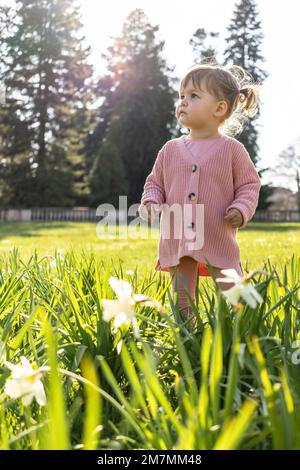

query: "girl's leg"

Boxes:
[210, 266, 235, 291]
[169, 256, 199, 329]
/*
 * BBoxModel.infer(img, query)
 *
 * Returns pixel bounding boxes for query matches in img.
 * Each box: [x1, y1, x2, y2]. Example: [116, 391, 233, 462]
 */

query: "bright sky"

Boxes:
[2, 0, 300, 190]
[78, 0, 300, 190]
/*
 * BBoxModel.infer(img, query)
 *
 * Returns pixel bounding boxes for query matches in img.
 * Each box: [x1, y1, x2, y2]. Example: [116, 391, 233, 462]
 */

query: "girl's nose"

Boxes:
[178, 98, 187, 108]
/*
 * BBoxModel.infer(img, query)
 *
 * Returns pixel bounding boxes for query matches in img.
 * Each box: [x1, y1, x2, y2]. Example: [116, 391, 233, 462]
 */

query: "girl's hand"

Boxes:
[224, 208, 244, 228]
[139, 202, 161, 223]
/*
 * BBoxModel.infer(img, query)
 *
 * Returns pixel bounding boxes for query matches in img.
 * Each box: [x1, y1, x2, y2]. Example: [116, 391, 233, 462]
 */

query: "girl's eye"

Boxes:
[180, 93, 198, 99]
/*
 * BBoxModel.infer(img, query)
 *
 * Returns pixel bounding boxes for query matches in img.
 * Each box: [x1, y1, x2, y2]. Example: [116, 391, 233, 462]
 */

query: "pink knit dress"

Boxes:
[138, 134, 261, 277]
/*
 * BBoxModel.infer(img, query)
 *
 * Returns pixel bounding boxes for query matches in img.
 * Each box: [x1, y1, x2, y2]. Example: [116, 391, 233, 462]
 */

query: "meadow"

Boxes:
[0, 221, 299, 274]
[0, 220, 299, 450]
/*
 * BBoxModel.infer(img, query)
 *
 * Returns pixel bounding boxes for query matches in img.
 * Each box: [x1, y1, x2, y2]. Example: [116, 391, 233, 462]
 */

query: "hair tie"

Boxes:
[239, 87, 248, 102]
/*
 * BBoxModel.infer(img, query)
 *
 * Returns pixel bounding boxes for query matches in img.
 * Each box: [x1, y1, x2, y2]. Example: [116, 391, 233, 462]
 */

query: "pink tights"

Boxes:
[169, 256, 235, 327]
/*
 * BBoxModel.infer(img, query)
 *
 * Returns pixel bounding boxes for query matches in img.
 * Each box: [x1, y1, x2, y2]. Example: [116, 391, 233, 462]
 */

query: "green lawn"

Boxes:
[0, 220, 300, 449]
[0, 221, 299, 277]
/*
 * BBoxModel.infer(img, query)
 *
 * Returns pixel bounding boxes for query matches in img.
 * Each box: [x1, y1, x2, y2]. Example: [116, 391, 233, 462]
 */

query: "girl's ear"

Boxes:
[214, 100, 228, 119]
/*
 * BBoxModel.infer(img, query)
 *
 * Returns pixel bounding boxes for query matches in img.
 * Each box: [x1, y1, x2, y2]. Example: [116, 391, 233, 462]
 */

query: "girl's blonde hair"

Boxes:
[178, 63, 261, 137]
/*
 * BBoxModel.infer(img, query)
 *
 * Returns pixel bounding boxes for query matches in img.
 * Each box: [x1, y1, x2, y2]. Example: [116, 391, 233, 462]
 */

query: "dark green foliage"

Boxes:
[223, 0, 270, 209]
[86, 8, 178, 207]
[0, 0, 94, 207]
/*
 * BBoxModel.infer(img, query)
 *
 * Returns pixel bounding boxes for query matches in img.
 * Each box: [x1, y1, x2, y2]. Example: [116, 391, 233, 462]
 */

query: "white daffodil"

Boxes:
[102, 277, 168, 338]
[216, 268, 265, 308]
[4, 356, 49, 406]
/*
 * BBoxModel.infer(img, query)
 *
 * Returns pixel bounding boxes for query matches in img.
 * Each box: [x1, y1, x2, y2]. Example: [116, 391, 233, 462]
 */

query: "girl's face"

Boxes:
[175, 79, 223, 129]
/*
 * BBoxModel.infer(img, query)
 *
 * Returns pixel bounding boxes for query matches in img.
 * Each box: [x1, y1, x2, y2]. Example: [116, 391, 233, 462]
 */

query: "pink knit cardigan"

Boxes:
[138, 134, 261, 277]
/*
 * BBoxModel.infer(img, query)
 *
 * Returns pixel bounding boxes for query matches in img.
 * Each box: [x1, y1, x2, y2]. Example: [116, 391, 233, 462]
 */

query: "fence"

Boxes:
[253, 210, 300, 222]
[0, 208, 299, 223]
[0, 207, 126, 222]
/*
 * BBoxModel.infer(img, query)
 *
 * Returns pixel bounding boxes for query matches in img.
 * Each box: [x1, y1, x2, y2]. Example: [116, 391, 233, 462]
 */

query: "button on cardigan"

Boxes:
[138, 134, 261, 277]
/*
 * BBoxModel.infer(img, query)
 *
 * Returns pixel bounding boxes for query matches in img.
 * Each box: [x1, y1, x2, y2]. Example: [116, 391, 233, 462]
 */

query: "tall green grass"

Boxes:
[0, 247, 299, 449]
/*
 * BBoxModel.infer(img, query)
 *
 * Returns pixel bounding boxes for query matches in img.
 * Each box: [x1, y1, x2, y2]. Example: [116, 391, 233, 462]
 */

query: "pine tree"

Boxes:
[0, 0, 94, 207]
[0, 5, 34, 206]
[189, 28, 221, 65]
[89, 137, 129, 208]
[0, 100, 34, 206]
[87, 8, 177, 207]
[223, 0, 271, 209]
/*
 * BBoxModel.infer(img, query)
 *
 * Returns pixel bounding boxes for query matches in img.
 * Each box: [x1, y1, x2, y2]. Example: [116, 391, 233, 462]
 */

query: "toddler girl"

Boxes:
[138, 64, 261, 329]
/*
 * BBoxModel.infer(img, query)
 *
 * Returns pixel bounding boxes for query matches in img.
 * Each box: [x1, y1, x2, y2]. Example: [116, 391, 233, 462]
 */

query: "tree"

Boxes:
[0, 4, 34, 206]
[267, 141, 300, 215]
[87, 8, 178, 207]
[189, 28, 221, 65]
[0, 0, 94, 207]
[223, 0, 271, 209]
[89, 138, 129, 208]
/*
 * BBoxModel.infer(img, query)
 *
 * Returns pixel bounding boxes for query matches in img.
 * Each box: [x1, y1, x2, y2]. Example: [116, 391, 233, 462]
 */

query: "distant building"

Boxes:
[266, 186, 298, 210]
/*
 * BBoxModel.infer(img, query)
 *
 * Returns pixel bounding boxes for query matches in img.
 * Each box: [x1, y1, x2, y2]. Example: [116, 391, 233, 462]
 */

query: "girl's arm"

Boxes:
[138, 148, 166, 221]
[225, 141, 261, 229]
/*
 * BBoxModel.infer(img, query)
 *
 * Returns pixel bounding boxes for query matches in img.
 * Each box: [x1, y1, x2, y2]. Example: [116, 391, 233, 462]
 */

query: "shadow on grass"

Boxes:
[0, 221, 95, 240]
[0, 220, 299, 243]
